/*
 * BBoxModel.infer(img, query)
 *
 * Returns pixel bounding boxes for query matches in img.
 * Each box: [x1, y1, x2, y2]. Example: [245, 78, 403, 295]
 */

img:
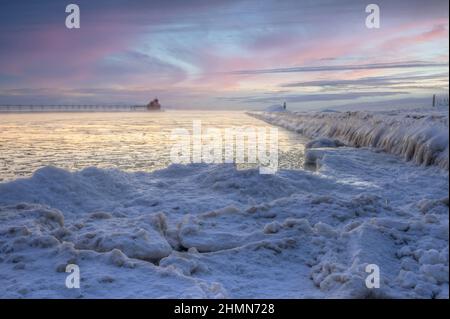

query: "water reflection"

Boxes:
[0, 111, 307, 181]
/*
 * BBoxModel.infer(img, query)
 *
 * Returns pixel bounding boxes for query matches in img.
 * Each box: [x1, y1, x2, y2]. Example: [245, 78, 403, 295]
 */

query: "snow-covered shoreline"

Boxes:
[0, 154, 448, 298]
[0, 108, 448, 298]
[248, 108, 449, 170]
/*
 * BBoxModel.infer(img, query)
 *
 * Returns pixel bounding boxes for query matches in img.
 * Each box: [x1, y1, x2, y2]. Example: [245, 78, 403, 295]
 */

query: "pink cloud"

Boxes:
[380, 24, 448, 51]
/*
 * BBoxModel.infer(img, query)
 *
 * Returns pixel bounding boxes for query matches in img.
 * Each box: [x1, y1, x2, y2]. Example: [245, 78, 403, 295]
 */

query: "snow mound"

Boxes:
[249, 109, 449, 169]
[0, 166, 143, 214]
[0, 154, 447, 298]
[73, 213, 172, 262]
[0, 204, 227, 298]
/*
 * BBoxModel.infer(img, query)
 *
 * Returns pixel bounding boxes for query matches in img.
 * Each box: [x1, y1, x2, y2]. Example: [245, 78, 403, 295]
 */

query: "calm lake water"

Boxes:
[0, 111, 307, 182]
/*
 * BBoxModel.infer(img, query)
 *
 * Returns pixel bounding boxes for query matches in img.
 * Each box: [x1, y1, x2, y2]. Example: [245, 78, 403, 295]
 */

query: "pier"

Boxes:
[0, 104, 148, 112]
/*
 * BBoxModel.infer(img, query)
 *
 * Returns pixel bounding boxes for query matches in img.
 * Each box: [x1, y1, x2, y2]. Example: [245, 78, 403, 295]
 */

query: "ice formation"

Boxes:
[249, 109, 449, 170]
[0, 143, 448, 298]
[0, 107, 448, 298]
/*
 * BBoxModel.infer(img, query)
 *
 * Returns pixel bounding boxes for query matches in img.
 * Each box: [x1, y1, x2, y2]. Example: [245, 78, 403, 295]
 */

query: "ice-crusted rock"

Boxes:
[306, 137, 345, 149]
[263, 221, 282, 234]
[159, 253, 205, 276]
[74, 214, 172, 262]
[304, 149, 325, 168]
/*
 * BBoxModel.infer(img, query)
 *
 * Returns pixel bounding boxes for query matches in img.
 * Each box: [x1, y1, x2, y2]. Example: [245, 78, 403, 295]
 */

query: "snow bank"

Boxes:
[0, 147, 448, 298]
[249, 109, 449, 169]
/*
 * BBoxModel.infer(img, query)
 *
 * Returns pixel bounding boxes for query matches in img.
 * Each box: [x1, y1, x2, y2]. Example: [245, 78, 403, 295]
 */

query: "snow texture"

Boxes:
[0, 156, 448, 298]
[0, 108, 448, 298]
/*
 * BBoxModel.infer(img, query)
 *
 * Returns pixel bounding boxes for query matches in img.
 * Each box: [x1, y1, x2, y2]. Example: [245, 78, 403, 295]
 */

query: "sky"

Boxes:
[0, 0, 448, 110]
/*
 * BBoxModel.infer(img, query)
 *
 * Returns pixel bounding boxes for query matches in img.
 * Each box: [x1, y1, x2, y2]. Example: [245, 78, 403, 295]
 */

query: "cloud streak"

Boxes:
[0, 0, 448, 109]
[280, 73, 449, 88]
[230, 61, 449, 75]
[219, 91, 407, 104]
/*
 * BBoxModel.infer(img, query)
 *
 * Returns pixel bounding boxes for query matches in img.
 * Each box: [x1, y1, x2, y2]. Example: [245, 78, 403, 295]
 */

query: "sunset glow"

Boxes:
[0, 0, 448, 109]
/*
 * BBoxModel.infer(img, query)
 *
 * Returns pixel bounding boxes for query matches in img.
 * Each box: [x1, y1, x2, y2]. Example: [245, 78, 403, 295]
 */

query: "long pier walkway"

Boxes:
[0, 105, 148, 112]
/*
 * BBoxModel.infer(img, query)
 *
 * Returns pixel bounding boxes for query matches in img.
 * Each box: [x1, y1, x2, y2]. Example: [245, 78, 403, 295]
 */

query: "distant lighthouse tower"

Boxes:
[147, 98, 161, 111]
